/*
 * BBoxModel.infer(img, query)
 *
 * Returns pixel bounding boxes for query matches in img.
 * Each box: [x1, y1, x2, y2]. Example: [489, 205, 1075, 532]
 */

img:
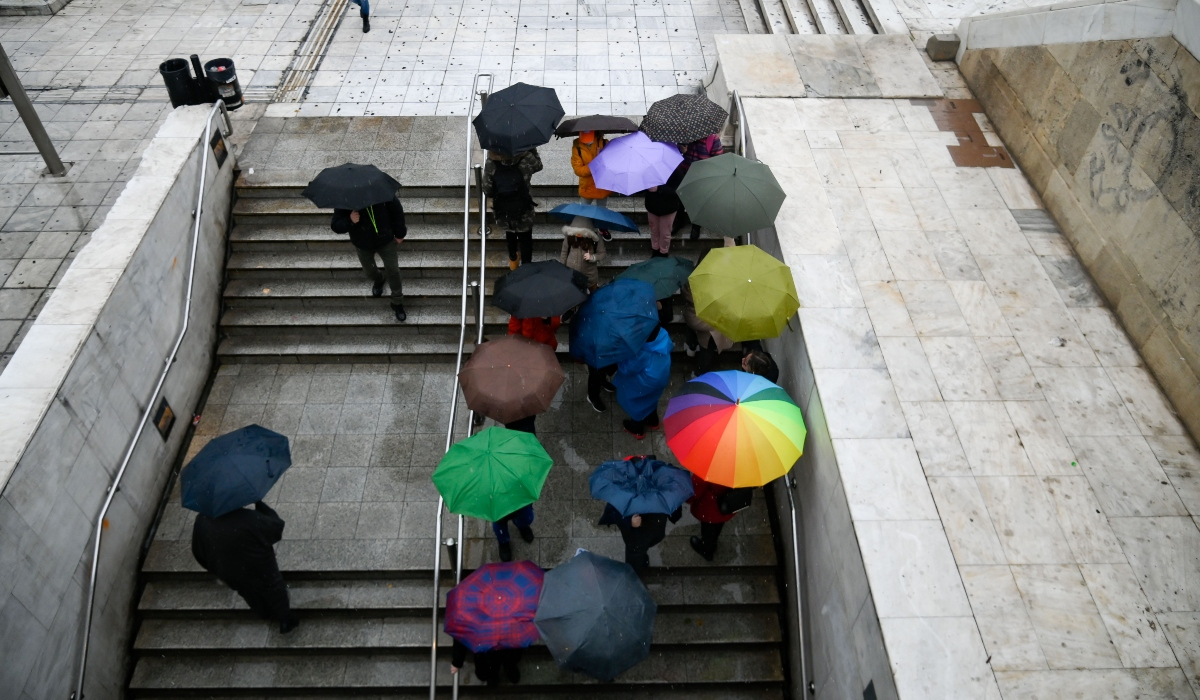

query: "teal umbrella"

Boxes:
[676, 153, 786, 237]
[616, 256, 694, 299]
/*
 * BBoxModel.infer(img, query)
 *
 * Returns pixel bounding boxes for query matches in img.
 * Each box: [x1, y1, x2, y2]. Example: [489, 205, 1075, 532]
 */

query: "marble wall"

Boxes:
[960, 38, 1200, 442]
[0, 106, 232, 699]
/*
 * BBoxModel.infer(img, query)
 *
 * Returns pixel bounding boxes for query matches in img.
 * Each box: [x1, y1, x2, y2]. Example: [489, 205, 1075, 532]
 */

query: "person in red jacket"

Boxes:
[507, 315, 560, 351]
[687, 473, 737, 561]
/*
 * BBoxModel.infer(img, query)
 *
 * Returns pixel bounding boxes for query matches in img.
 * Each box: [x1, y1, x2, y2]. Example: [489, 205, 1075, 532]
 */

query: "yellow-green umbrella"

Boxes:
[689, 245, 798, 342]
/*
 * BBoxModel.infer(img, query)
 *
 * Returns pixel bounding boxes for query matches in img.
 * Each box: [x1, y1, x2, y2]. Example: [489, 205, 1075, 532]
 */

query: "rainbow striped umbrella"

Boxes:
[663, 371, 806, 488]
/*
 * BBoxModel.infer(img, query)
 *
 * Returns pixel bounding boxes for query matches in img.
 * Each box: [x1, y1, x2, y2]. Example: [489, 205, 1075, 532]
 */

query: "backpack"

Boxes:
[492, 159, 533, 220]
[717, 487, 754, 515]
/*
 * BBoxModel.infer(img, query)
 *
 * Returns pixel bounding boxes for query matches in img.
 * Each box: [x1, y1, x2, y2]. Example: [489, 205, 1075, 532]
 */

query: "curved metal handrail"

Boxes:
[429, 72, 492, 700]
[72, 100, 232, 700]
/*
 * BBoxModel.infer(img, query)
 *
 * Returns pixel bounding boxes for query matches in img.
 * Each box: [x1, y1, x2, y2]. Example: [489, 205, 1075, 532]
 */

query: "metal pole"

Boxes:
[785, 474, 809, 695]
[0, 43, 67, 176]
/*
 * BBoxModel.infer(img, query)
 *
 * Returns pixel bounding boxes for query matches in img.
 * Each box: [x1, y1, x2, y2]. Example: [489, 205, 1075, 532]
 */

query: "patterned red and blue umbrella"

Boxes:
[445, 560, 545, 652]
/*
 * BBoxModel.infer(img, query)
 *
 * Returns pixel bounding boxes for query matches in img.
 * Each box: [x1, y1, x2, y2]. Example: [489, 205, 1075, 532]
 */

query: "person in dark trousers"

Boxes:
[331, 194, 407, 321]
[451, 640, 524, 685]
[492, 504, 535, 562]
[349, 0, 369, 31]
[585, 363, 617, 413]
[686, 474, 737, 561]
[484, 148, 543, 270]
[600, 502, 682, 574]
[504, 414, 537, 435]
[191, 500, 299, 633]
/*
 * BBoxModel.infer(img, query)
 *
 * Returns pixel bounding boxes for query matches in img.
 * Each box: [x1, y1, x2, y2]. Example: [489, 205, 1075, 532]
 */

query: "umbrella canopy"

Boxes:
[588, 131, 684, 196]
[460, 335, 566, 424]
[568, 278, 659, 368]
[640, 93, 728, 144]
[589, 455, 694, 517]
[432, 427, 554, 521]
[616, 256, 694, 299]
[181, 425, 291, 518]
[473, 82, 564, 155]
[492, 260, 588, 318]
[535, 551, 657, 680]
[664, 370, 806, 487]
[688, 244, 799, 342]
[676, 153, 786, 236]
[445, 561, 545, 652]
[548, 203, 639, 233]
[301, 163, 400, 211]
[555, 115, 638, 137]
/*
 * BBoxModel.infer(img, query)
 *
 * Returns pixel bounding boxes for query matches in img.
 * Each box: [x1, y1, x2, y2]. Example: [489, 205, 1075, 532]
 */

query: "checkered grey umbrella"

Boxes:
[639, 93, 728, 144]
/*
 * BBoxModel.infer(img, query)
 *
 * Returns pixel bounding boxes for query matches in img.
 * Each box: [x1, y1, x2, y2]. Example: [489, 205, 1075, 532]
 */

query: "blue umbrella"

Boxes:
[535, 550, 657, 680]
[589, 456, 694, 517]
[180, 425, 291, 518]
[548, 203, 639, 232]
[568, 278, 659, 367]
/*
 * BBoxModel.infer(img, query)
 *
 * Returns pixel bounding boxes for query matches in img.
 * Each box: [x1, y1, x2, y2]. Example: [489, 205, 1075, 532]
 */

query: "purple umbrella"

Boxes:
[589, 131, 684, 196]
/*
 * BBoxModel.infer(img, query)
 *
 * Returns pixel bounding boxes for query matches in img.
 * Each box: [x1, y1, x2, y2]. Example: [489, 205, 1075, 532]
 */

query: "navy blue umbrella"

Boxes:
[568, 279, 659, 368]
[534, 550, 657, 680]
[590, 456, 694, 517]
[180, 425, 291, 518]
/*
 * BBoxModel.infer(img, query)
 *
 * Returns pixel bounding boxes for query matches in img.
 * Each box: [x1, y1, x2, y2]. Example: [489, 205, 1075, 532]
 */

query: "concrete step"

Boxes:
[127, 646, 785, 693]
[220, 304, 511, 335]
[224, 277, 473, 303]
[141, 536, 780, 578]
[231, 195, 651, 226]
[135, 690, 784, 700]
[137, 572, 781, 615]
[134, 608, 783, 654]
[216, 334, 475, 363]
[235, 169, 582, 199]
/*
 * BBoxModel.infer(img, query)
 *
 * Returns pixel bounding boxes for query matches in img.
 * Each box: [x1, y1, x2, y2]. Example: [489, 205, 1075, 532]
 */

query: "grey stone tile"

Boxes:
[298, 404, 342, 434]
[337, 403, 380, 435]
[290, 434, 334, 468]
[313, 502, 361, 539]
[369, 434, 413, 466]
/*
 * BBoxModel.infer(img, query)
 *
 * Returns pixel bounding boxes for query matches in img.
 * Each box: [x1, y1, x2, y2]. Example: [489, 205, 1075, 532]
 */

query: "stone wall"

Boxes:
[0, 105, 232, 700]
[960, 38, 1200, 441]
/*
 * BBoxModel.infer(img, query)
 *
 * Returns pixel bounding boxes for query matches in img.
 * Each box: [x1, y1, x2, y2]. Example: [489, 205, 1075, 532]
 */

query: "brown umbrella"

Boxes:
[459, 335, 565, 424]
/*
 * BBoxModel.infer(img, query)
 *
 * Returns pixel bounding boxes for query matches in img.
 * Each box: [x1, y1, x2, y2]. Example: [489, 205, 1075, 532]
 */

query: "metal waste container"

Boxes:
[204, 58, 243, 110]
[159, 58, 197, 108]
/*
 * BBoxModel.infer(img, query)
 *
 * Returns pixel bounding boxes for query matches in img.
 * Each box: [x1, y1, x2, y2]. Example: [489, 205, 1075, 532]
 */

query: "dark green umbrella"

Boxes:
[616, 256, 694, 299]
[676, 153, 786, 237]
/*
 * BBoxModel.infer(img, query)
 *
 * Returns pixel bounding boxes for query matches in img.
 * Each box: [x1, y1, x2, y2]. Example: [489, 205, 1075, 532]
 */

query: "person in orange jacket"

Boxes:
[507, 315, 561, 351]
[570, 130, 612, 241]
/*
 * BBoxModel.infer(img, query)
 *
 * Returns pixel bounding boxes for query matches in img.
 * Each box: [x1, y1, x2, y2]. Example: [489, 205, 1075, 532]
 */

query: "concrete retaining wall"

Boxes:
[0, 105, 232, 700]
[959, 38, 1200, 442]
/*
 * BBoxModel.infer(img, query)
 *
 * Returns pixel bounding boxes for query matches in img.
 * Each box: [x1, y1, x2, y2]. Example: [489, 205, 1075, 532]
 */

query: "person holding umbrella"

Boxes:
[640, 94, 728, 241]
[484, 148, 543, 270]
[181, 425, 297, 633]
[568, 278, 659, 414]
[615, 323, 673, 439]
[446, 560, 544, 685]
[642, 165, 686, 256]
[570, 130, 612, 241]
[593, 455, 691, 573]
[559, 215, 607, 290]
[303, 163, 408, 322]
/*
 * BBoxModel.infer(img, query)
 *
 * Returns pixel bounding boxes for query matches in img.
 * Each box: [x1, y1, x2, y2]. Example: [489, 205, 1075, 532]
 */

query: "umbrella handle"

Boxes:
[266, 460, 276, 479]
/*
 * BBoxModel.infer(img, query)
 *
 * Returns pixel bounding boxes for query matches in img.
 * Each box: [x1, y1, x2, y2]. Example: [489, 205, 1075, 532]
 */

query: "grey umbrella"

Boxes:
[534, 550, 657, 681]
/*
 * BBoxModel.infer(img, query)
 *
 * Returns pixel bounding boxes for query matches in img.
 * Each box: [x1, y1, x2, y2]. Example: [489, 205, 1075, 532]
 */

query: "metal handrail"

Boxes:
[72, 100, 232, 700]
[429, 72, 491, 700]
[730, 91, 753, 246]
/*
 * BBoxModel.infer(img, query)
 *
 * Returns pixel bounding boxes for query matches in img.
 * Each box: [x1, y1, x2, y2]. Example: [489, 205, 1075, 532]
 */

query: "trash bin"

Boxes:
[204, 58, 243, 111]
[159, 58, 197, 108]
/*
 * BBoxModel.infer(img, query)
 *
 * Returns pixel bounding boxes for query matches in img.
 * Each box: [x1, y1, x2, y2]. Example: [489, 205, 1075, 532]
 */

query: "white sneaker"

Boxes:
[685, 344, 698, 358]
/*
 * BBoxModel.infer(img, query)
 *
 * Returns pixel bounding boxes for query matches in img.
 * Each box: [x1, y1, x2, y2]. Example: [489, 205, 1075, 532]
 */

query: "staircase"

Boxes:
[125, 143, 791, 698]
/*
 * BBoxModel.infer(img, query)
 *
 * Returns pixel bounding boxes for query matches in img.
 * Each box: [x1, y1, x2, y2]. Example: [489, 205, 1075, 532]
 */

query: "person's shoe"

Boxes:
[392, 303, 406, 322]
[645, 420, 661, 432]
[598, 227, 612, 241]
[279, 615, 300, 634]
[690, 224, 701, 241]
[509, 257, 519, 271]
[472, 412, 486, 428]
[690, 536, 715, 562]
[685, 343, 698, 358]
[498, 541, 513, 562]
[623, 419, 645, 439]
[586, 393, 606, 412]
[506, 664, 521, 684]
[372, 279, 385, 297]
[651, 249, 668, 258]
[362, 15, 370, 32]
[600, 379, 616, 393]
[518, 526, 535, 543]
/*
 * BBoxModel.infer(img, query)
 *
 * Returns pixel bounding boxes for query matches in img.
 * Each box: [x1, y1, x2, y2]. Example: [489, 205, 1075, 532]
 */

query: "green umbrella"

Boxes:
[616, 256, 695, 299]
[676, 153, 786, 237]
[689, 245, 799, 342]
[432, 427, 553, 521]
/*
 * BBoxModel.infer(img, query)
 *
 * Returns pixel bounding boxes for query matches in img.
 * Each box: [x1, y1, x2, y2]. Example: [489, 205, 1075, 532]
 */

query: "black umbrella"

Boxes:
[473, 83, 565, 155]
[492, 260, 588, 318]
[555, 115, 638, 137]
[534, 551, 657, 680]
[301, 163, 400, 211]
[640, 93, 729, 145]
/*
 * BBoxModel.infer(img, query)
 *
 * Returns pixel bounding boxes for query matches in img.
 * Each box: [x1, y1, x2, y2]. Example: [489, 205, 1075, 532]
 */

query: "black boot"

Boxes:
[498, 541, 513, 562]
[392, 303, 406, 322]
[690, 224, 701, 241]
[518, 526, 535, 543]
[372, 279, 384, 297]
[690, 535, 715, 561]
[279, 614, 300, 634]
[362, 14, 370, 32]
[586, 393, 606, 412]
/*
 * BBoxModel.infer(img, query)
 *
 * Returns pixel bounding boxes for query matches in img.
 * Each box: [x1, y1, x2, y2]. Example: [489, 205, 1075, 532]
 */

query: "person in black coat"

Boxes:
[331, 195, 408, 322]
[641, 165, 685, 257]
[191, 500, 299, 633]
[451, 640, 523, 685]
[599, 502, 682, 574]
